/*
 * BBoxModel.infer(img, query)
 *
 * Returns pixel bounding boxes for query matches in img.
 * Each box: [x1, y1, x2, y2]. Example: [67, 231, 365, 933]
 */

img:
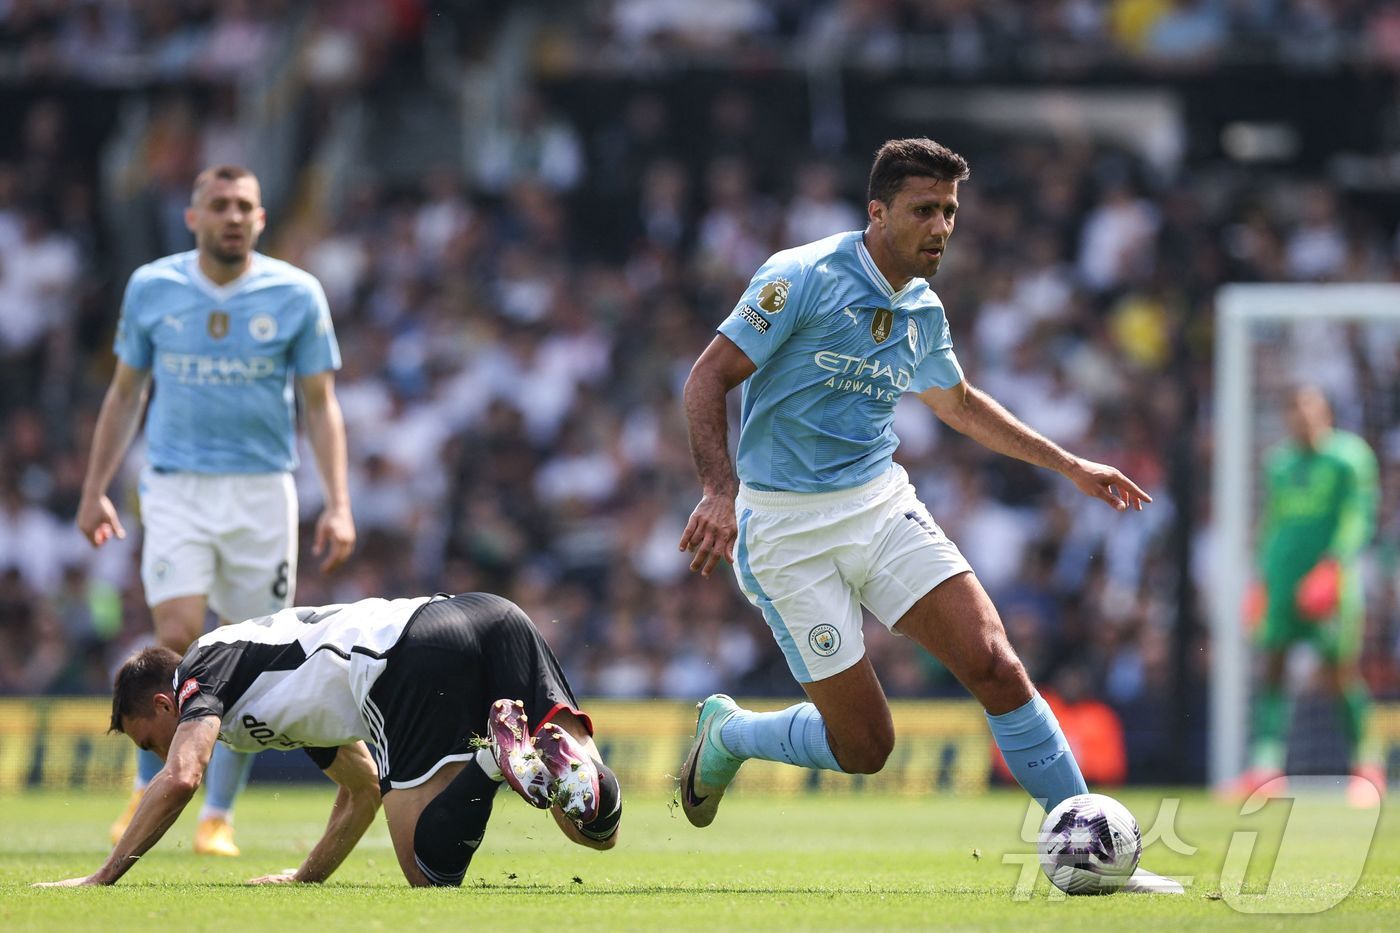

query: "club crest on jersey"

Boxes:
[871, 308, 894, 344]
[757, 278, 790, 314]
[907, 320, 918, 351]
[809, 624, 841, 657]
[249, 313, 277, 342]
[207, 310, 229, 339]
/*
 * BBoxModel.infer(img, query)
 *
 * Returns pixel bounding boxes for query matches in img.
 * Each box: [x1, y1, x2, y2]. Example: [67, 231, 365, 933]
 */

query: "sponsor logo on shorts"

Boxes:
[737, 304, 770, 334]
[249, 313, 278, 341]
[177, 677, 200, 708]
[757, 278, 791, 313]
[153, 559, 171, 580]
[809, 624, 841, 657]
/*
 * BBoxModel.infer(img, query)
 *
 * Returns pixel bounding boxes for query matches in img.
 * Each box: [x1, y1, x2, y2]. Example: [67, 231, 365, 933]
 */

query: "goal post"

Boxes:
[1211, 284, 1400, 788]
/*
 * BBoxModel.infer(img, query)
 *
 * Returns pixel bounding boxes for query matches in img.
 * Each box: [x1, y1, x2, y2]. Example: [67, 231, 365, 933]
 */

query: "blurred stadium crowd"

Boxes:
[3, 0, 1400, 782]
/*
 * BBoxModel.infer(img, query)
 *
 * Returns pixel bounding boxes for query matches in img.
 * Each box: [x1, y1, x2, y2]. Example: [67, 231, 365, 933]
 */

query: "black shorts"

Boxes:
[367, 592, 591, 793]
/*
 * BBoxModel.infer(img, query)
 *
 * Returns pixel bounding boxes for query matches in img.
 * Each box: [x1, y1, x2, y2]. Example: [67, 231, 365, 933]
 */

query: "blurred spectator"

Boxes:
[1144, 0, 1227, 66]
[200, 0, 273, 80]
[0, 205, 79, 406]
[633, 159, 693, 257]
[609, 0, 775, 54]
[783, 160, 864, 245]
[1077, 178, 1160, 293]
[475, 90, 585, 194]
[1285, 184, 1348, 281]
[696, 156, 778, 282]
[0, 471, 67, 595]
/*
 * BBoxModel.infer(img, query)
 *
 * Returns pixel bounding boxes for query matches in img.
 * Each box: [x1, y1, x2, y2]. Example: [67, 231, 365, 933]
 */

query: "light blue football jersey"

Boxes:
[114, 251, 341, 473]
[717, 231, 964, 492]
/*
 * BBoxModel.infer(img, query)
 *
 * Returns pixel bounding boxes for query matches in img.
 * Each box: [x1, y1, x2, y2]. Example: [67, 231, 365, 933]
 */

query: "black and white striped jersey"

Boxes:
[173, 595, 437, 754]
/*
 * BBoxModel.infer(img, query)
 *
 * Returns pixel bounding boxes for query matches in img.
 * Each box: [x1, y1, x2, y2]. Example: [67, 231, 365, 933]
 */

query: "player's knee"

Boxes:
[412, 801, 478, 888]
[404, 866, 435, 888]
[844, 747, 892, 776]
[840, 746, 891, 775]
[410, 766, 498, 887]
[968, 649, 1028, 698]
[835, 725, 895, 774]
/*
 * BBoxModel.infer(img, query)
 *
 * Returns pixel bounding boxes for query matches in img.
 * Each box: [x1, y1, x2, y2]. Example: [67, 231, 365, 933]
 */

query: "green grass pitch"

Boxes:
[3, 787, 1397, 931]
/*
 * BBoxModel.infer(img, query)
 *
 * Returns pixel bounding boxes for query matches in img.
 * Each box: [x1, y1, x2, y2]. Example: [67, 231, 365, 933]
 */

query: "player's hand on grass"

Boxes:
[33, 875, 100, 887]
[1065, 458, 1152, 512]
[248, 869, 302, 885]
[313, 506, 356, 573]
[679, 493, 737, 577]
[76, 493, 125, 547]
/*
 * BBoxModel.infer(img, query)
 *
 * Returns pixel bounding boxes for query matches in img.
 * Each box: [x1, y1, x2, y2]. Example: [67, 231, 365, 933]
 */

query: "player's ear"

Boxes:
[868, 199, 885, 227]
[184, 205, 198, 234]
[252, 206, 267, 237]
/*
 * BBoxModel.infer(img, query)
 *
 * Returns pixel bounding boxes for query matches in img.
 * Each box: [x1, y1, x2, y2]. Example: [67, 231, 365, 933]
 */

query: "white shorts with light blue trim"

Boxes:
[733, 464, 971, 683]
[138, 467, 298, 622]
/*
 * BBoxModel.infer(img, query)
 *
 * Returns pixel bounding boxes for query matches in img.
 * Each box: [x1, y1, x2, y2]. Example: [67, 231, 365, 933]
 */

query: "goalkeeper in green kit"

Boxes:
[1231, 386, 1382, 805]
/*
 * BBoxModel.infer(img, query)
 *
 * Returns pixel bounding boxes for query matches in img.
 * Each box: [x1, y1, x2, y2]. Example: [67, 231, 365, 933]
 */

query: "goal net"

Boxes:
[1211, 285, 1400, 787]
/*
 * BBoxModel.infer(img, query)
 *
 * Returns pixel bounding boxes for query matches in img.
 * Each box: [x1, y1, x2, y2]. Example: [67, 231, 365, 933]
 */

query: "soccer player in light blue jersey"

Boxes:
[678, 138, 1179, 893]
[76, 165, 356, 857]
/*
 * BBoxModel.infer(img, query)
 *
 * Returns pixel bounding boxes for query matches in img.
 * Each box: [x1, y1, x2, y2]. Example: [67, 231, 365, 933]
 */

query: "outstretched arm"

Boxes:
[679, 335, 757, 576]
[1328, 441, 1379, 560]
[249, 742, 381, 884]
[299, 371, 356, 573]
[35, 716, 219, 887]
[76, 362, 152, 547]
[920, 380, 1151, 512]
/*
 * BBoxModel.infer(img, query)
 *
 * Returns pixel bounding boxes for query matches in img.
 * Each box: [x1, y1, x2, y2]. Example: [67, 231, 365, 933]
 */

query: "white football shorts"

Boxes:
[733, 463, 972, 683]
[138, 467, 298, 622]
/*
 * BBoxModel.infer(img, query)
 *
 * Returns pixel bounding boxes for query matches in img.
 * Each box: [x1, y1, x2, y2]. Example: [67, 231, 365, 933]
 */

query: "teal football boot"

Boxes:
[679, 694, 745, 827]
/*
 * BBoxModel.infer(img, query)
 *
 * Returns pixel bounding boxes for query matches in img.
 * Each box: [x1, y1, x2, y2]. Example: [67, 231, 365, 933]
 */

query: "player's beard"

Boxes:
[204, 237, 251, 268]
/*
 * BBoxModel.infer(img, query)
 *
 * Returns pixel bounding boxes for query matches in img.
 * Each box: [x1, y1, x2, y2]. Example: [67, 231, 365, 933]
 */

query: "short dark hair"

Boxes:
[110, 647, 181, 734]
[191, 164, 258, 204]
[867, 138, 970, 205]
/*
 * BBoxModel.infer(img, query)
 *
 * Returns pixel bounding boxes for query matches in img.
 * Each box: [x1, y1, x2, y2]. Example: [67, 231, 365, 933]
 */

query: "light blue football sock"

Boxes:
[720, 703, 844, 772]
[986, 690, 1087, 811]
[200, 744, 256, 819]
[135, 748, 162, 788]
